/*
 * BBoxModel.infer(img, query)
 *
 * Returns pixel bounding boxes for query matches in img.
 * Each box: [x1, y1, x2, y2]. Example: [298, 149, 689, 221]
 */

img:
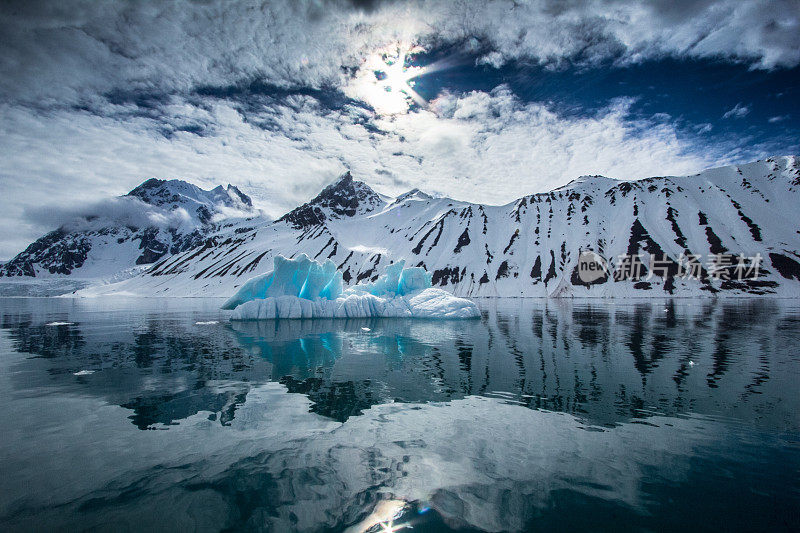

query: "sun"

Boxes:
[351, 43, 426, 115]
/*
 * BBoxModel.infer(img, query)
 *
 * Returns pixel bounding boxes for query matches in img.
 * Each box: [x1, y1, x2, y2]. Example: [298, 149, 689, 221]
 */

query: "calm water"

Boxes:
[0, 297, 798, 532]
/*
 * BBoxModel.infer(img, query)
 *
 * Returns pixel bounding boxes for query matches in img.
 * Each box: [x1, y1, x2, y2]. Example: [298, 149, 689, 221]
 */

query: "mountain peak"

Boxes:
[332, 170, 353, 186]
[226, 184, 253, 208]
[394, 188, 433, 203]
[125, 178, 253, 214]
[278, 172, 385, 228]
[309, 171, 384, 216]
[126, 178, 203, 206]
[127, 178, 167, 197]
[553, 175, 619, 192]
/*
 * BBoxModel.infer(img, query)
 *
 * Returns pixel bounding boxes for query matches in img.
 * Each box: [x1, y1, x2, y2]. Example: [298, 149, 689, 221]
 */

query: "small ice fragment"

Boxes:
[73, 370, 94, 376]
[195, 321, 219, 325]
[45, 321, 73, 326]
[361, 327, 371, 332]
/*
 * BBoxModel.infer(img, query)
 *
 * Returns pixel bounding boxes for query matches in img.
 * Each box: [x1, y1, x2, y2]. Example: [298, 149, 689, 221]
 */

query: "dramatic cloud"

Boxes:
[1, 0, 798, 105]
[0, 0, 797, 258]
[1, 85, 744, 257]
[22, 197, 193, 234]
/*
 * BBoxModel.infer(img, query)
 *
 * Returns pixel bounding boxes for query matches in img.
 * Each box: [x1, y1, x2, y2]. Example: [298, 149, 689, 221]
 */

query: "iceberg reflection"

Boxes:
[0, 298, 799, 531]
[1, 298, 799, 430]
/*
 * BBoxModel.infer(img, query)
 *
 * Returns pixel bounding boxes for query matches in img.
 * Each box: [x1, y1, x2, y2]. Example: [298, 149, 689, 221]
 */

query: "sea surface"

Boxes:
[0, 297, 798, 532]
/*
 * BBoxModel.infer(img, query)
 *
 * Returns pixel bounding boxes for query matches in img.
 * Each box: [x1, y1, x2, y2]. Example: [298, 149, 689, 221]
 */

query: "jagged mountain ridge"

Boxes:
[0, 178, 255, 278]
[127, 178, 253, 223]
[75, 156, 800, 298]
[276, 171, 388, 228]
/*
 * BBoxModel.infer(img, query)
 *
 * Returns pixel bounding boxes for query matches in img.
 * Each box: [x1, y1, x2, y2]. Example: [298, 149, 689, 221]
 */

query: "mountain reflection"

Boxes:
[1, 298, 798, 430]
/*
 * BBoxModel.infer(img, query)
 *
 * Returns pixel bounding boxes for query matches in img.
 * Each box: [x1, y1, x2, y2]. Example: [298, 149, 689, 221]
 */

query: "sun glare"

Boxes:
[347, 499, 412, 533]
[353, 43, 427, 115]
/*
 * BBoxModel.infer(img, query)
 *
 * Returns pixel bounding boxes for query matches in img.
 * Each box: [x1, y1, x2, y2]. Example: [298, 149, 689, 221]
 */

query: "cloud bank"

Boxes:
[1, 85, 741, 256]
[22, 196, 196, 235]
[1, 0, 798, 105]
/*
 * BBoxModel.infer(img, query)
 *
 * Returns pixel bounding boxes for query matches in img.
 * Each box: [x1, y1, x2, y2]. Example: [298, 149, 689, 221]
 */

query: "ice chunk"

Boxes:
[299, 259, 336, 300]
[319, 270, 343, 300]
[267, 255, 312, 299]
[222, 254, 324, 310]
[230, 287, 479, 320]
[221, 270, 274, 310]
[365, 259, 405, 296]
[406, 288, 481, 318]
[397, 266, 431, 295]
[348, 260, 431, 296]
[224, 254, 479, 320]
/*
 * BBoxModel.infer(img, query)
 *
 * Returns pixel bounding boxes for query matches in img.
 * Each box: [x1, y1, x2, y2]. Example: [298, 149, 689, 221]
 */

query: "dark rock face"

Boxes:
[197, 205, 214, 225]
[135, 228, 170, 265]
[495, 260, 511, 279]
[0, 224, 205, 276]
[278, 171, 384, 229]
[432, 266, 463, 286]
[769, 253, 800, 281]
[530, 256, 542, 281]
[127, 178, 169, 203]
[226, 185, 252, 208]
[309, 171, 383, 217]
[569, 256, 609, 287]
[453, 228, 471, 253]
[277, 204, 326, 229]
[170, 229, 206, 255]
[0, 230, 91, 277]
[0, 258, 35, 277]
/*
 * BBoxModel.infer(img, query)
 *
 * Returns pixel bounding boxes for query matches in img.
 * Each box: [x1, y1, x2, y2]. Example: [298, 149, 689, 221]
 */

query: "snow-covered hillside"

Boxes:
[7, 157, 800, 298]
[0, 178, 255, 281]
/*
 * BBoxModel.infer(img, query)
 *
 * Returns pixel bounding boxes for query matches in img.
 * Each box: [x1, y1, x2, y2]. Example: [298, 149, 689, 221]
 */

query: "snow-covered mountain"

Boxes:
[6, 156, 800, 298]
[0, 178, 255, 280]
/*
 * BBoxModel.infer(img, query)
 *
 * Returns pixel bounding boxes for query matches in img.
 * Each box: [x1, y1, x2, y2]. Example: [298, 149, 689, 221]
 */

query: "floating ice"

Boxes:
[223, 254, 480, 320]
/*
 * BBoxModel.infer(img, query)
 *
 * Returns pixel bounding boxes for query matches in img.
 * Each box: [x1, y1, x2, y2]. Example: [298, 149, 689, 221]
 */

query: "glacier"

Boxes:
[222, 255, 480, 319]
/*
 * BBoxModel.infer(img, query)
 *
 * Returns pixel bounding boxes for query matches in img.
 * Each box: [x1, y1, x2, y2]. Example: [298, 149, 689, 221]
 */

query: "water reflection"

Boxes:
[1, 298, 799, 531]
[1, 298, 798, 430]
[1, 300, 269, 429]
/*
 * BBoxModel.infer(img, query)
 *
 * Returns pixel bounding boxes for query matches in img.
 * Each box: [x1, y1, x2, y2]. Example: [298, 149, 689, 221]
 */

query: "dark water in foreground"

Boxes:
[0, 298, 798, 532]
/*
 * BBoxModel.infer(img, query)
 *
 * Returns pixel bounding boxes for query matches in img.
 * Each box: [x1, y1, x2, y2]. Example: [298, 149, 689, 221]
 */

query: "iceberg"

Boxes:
[223, 254, 480, 320]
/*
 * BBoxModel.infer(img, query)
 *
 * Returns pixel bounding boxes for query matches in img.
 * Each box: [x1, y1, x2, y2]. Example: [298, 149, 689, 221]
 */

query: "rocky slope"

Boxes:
[0, 179, 254, 280]
[70, 156, 800, 298]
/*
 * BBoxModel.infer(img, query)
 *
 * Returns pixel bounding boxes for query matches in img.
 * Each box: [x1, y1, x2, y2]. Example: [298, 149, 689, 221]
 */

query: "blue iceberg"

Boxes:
[222, 254, 480, 320]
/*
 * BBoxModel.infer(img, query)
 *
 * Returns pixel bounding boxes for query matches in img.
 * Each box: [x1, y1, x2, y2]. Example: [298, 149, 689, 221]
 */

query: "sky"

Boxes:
[0, 0, 799, 259]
